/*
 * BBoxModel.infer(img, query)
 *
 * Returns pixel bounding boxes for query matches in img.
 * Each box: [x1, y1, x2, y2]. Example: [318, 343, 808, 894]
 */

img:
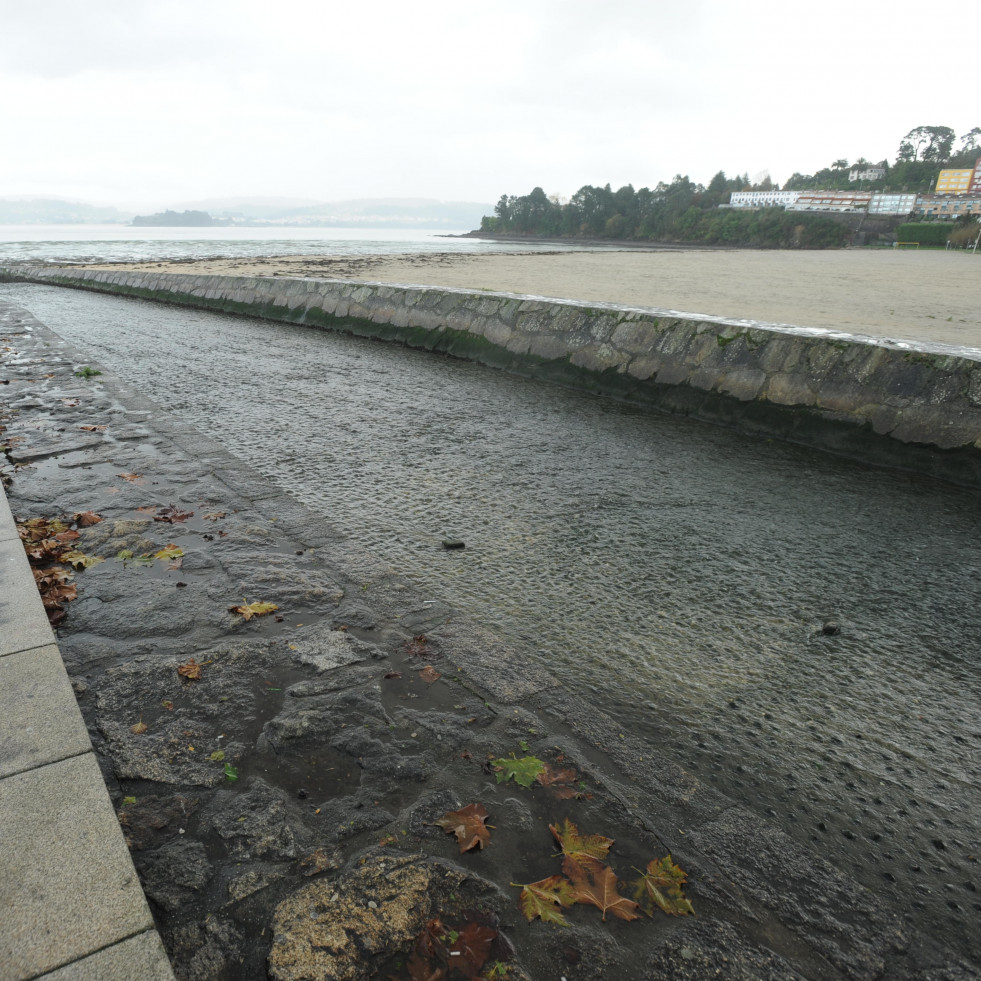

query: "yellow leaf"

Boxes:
[154, 544, 184, 561]
[228, 598, 279, 621]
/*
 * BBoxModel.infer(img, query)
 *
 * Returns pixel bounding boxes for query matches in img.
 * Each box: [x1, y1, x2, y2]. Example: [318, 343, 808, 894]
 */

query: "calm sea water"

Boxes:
[0, 224, 582, 265]
[2, 266, 980, 966]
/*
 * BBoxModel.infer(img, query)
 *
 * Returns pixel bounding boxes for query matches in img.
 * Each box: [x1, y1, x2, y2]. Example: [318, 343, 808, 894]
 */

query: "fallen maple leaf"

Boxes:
[59, 549, 105, 570]
[492, 753, 545, 788]
[154, 544, 184, 561]
[406, 950, 446, 981]
[419, 664, 441, 683]
[131, 720, 148, 735]
[632, 856, 695, 917]
[177, 658, 202, 680]
[228, 598, 279, 621]
[536, 763, 581, 798]
[153, 505, 194, 524]
[564, 857, 640, 922]
[550, 818, 614, 868]
[117, 472, 143, 481]
[78, 425, 107, 432]
[406, 634, 429, 656]
[72, 510, 103, 527]
[447, 921, 497, 980]
[202, 511, 226, 521]
[433, 803, 492, 853]
[513, 875, 577, 925]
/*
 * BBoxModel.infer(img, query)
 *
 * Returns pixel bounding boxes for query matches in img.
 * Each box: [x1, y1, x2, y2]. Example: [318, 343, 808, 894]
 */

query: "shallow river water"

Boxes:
[4, 283, 980, 964]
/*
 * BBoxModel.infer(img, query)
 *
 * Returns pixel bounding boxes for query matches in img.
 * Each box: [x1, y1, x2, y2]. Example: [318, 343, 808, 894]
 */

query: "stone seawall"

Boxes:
[5, 263, 981, 486]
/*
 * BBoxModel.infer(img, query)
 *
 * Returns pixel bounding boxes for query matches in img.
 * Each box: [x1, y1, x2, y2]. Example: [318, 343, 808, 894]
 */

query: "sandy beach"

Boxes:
[89, 248, 981, 350]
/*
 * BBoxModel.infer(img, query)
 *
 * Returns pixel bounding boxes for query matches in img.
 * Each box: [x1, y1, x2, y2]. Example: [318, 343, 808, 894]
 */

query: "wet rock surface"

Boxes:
[2, 296, 977, 980]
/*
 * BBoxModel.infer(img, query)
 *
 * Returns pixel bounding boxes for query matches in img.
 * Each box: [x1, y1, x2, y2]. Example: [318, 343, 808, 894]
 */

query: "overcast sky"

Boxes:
[3, 0, 978, 211]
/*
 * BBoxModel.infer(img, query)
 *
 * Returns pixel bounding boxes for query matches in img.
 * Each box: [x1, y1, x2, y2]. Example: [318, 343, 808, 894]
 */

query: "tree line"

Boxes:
[480, 175, 848, 248]
[478, 125, 980, 248]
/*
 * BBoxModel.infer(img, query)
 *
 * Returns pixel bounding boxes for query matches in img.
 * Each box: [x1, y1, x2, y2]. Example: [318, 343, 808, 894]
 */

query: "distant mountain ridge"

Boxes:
[0, 196, 493, 228]
[0, 197, 131, 224]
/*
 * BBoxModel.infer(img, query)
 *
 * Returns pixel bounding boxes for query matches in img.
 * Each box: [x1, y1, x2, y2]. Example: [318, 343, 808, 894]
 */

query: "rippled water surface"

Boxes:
[4, 283, 980, 963]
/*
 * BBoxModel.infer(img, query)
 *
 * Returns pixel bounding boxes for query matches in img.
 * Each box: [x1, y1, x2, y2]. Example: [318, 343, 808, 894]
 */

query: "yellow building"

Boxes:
[936, 169, 974, 194]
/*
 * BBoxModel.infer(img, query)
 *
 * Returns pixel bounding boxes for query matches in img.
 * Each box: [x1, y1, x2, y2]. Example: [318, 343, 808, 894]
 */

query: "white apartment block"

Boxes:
[848, 167, 886, 182]
[787, 191, 872, 212]
[729, 191, 802, 209]
[867, 193, 918, 215]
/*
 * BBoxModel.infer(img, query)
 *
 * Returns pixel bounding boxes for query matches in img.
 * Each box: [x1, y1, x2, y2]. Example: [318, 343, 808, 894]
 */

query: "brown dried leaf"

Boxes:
[536, 762, 581, 798]
[406, 951, 447, 981]
[433, 803, 492, 853]
[564, 856, 640, 922]
[153, 505, 194, 523]
[177, 658, 202, 680]
[447, 921, 498, 979]
[419, 665, 441, 683]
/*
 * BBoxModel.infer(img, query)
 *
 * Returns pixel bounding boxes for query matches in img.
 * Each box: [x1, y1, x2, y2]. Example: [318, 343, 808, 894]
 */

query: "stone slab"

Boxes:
[0, 754, 154, 979]
[0, 492, 16, 542]
[0, 644, 92, 779]
[35, 930, 174, 981]
[0, 533, 54, 657]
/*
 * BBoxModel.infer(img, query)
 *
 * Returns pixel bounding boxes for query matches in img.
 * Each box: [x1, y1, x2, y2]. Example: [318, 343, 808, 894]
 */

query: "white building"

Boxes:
[729, 190, 802, 209]
[848, 167, 886, 182]
[787, 190, 872, 212]
[867, 193, 917, 215]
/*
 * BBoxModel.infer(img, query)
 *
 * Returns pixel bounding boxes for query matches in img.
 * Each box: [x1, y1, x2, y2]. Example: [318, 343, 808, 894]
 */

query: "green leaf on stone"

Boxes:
[224, 763, 239, 782]
[210, 750, 225, 762]
[116, 549, 134, 561]
[491, 753, 545, 788]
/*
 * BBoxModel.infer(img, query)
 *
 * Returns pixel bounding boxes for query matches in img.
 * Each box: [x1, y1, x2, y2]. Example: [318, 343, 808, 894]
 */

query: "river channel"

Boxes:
[4, 282, 980, 965]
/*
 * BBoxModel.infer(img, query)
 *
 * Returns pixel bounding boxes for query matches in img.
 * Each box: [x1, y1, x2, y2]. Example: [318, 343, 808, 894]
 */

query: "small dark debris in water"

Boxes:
[820, 621, 840, 636]
[442, 539, 465, 550]
[297, 788, 308, 799]
[175, 582, 187, 588]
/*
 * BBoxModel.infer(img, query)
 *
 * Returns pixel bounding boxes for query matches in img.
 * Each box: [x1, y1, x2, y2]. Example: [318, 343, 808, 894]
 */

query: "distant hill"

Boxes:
[169, 196, 494, 228]
[0, 197, 131, 224]
[0, 195, 495, 229]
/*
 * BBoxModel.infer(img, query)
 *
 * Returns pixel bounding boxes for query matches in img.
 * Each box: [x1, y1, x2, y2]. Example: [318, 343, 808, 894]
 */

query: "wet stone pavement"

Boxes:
[0, 296, 977, 981]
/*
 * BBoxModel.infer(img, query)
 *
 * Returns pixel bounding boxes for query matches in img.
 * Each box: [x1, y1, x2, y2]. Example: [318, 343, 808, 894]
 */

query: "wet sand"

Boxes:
[88, 248, 981, 350]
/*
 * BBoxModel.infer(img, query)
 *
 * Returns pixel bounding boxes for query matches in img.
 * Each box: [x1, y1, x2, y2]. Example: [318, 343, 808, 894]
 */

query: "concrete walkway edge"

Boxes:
[0, 486, 174, 980]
